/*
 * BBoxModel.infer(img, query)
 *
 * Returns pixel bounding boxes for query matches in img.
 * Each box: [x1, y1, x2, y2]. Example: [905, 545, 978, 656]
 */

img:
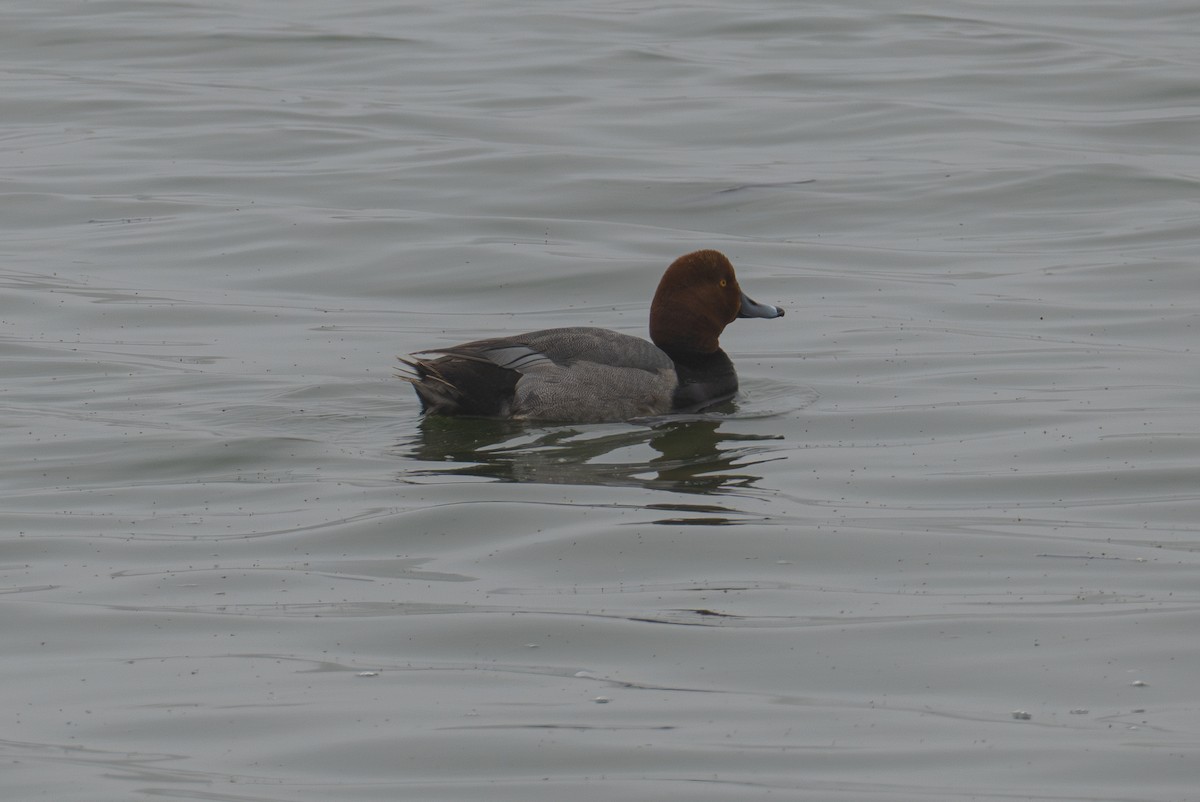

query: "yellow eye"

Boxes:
[719, 279, 727, 287]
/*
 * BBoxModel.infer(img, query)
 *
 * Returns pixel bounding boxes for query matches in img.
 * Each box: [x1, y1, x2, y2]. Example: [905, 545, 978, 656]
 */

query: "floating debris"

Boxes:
[1011, 710, 1032, 720]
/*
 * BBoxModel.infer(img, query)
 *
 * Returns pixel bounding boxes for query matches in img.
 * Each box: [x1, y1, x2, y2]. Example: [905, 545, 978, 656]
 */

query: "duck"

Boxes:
[400, 249, 784, 422]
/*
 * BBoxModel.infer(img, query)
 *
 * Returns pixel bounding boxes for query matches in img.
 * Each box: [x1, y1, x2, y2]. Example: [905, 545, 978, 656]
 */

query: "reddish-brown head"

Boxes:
[648, 250, 783, 356]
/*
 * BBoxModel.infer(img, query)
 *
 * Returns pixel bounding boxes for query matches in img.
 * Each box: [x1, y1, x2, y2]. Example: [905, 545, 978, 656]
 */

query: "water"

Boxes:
[3, 1, 1198, 800]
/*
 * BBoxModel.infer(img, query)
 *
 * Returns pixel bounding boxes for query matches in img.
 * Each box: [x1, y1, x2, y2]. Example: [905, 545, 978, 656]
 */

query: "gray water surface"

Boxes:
[3, 2, 1198, 800]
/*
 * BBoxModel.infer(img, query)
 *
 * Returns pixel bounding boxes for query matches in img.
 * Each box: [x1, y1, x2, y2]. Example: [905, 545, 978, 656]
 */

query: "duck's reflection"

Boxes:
[399, 412, 782, 495]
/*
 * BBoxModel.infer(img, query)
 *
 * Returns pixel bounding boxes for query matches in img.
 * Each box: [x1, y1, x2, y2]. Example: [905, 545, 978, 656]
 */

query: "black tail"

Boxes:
[398, 354, 518, 417]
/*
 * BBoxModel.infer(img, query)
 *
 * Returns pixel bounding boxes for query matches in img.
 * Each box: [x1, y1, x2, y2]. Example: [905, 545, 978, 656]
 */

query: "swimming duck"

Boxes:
[400, 249, 784, 422]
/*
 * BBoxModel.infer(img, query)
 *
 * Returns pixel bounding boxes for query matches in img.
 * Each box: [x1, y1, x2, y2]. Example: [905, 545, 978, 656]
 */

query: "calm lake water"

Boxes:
[3, 1, 1198, 800]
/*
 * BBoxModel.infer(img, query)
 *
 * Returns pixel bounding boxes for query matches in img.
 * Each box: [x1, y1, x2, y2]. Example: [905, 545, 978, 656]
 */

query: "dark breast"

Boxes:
[668, 349, 737, 412]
